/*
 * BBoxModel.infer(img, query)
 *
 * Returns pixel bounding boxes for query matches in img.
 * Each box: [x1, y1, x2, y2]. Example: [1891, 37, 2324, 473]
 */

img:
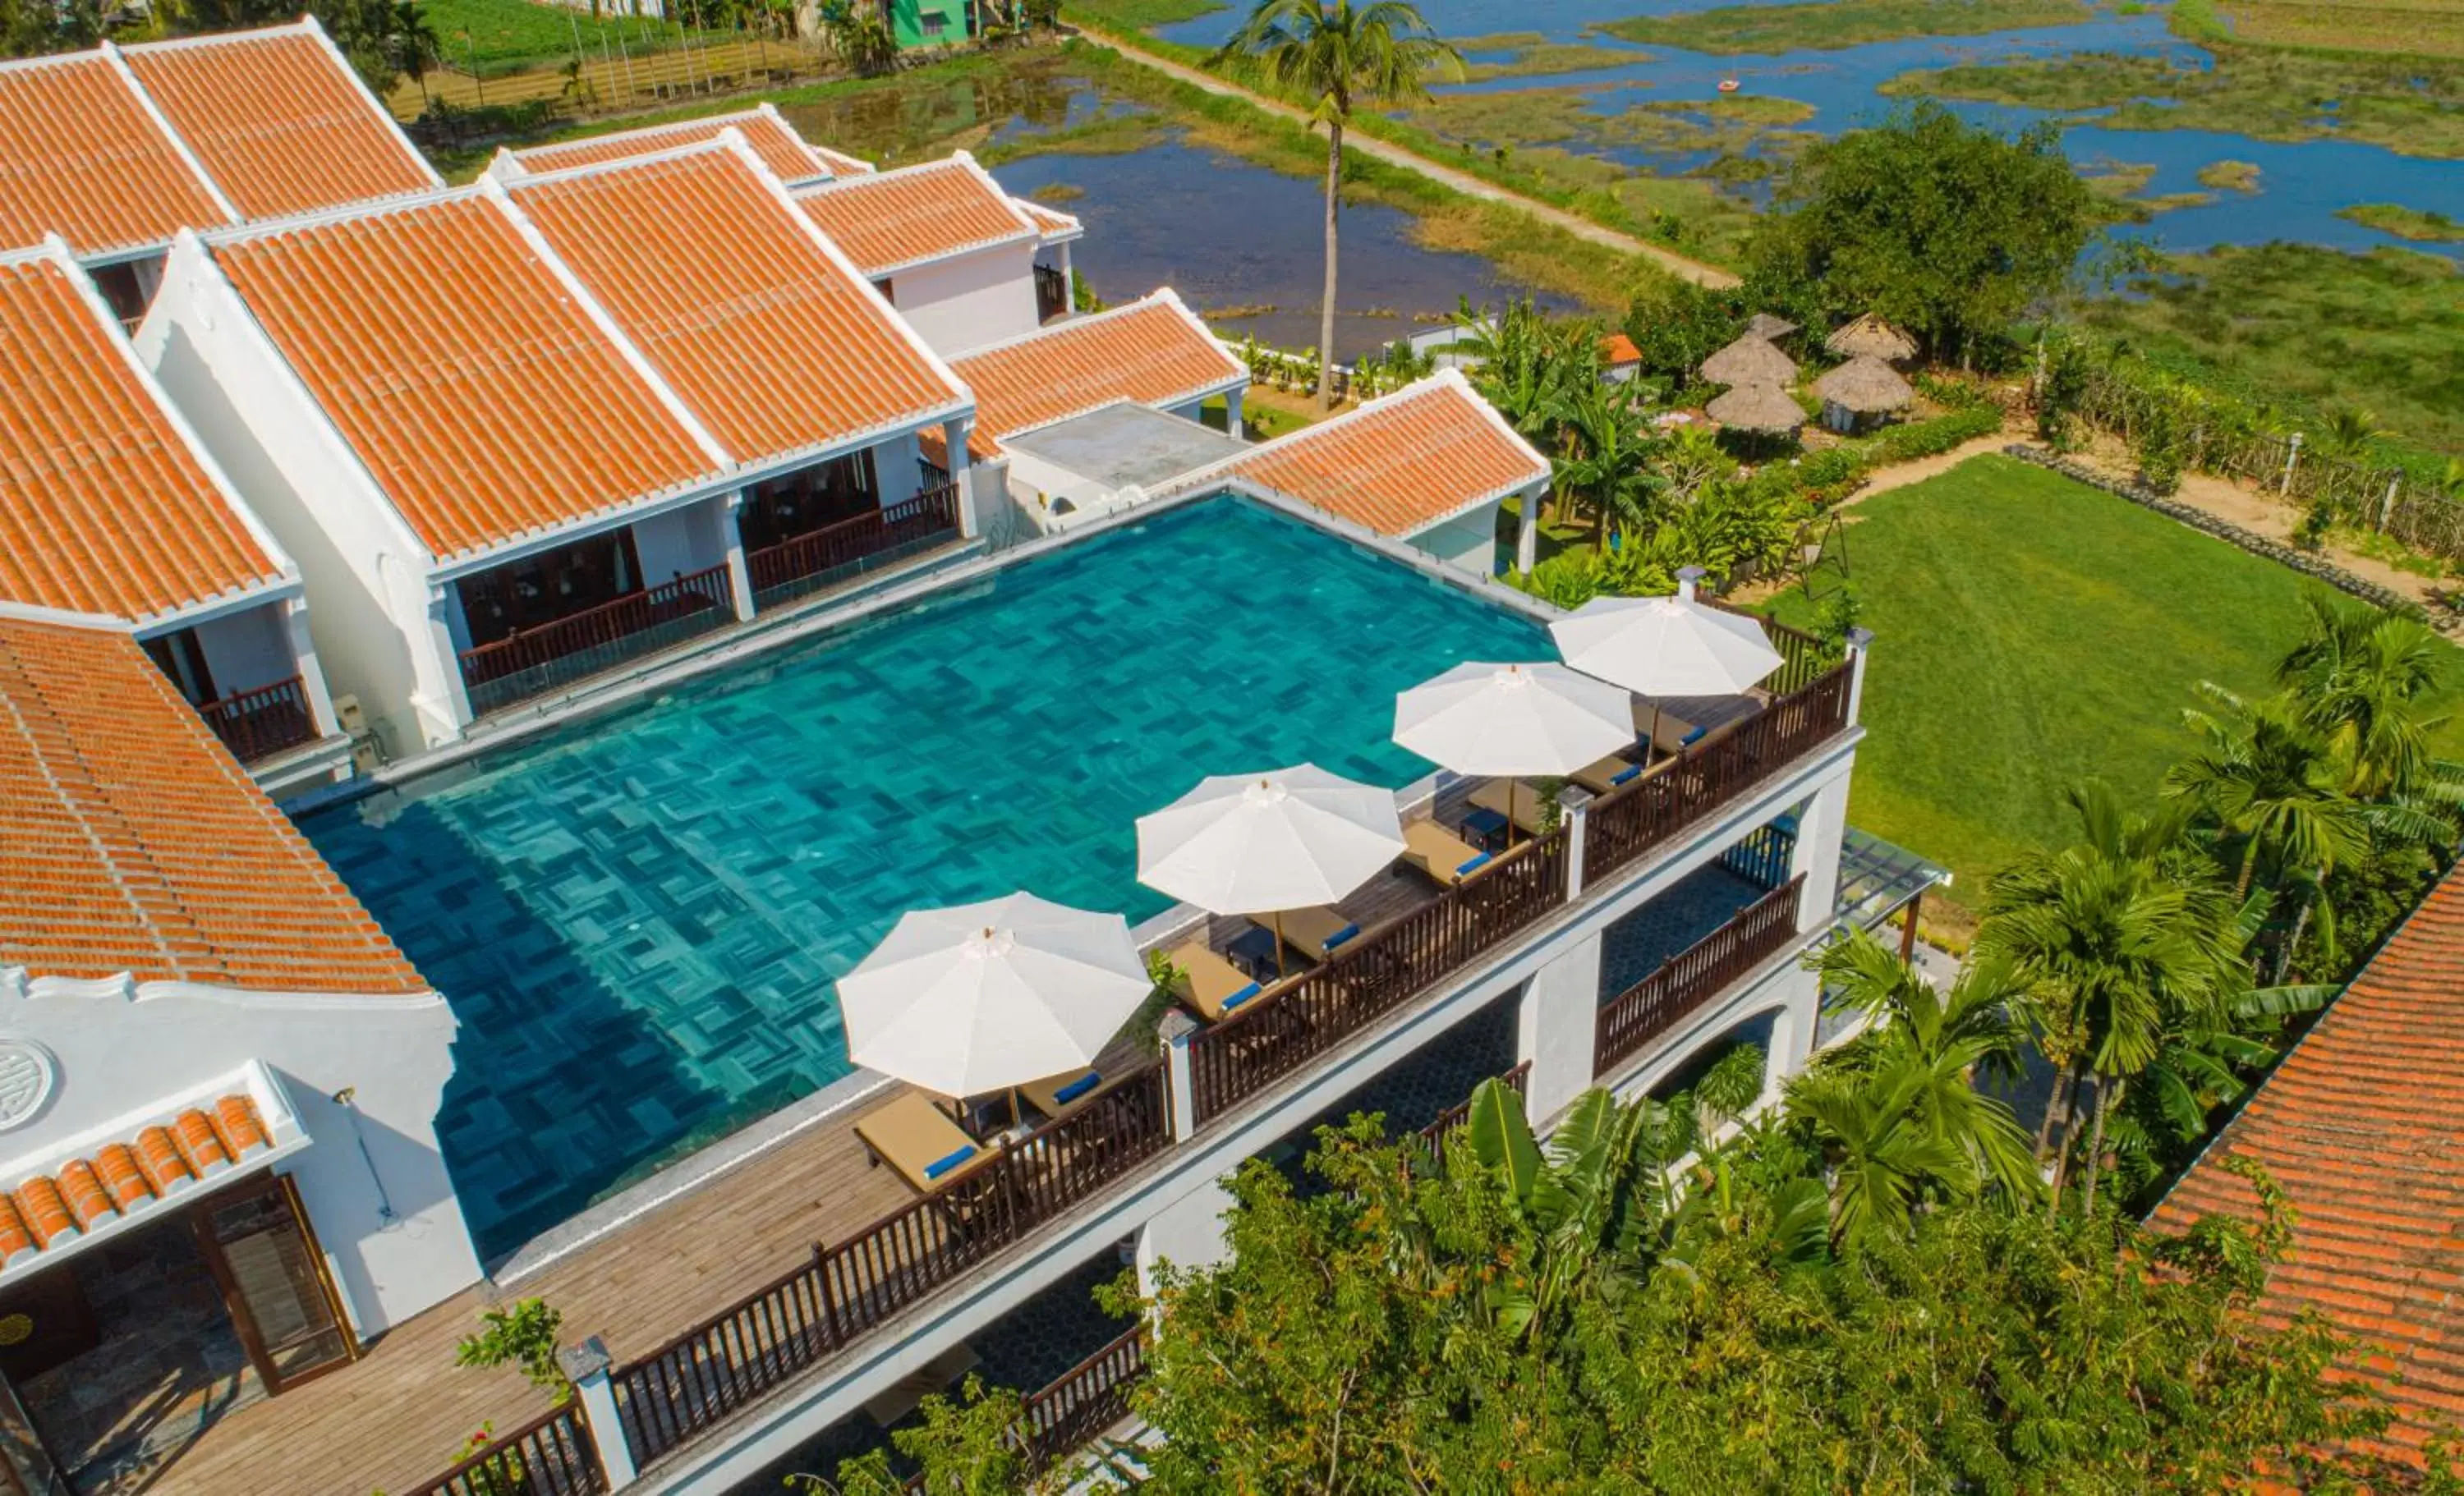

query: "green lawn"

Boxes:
[1768, 455, 2464, 911]
[417, 0, 727, 76]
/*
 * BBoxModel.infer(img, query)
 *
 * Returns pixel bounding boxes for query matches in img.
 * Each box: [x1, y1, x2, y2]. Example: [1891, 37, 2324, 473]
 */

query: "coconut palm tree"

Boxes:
[1981, 782, 2235, 1215]
[1213, 0, 1461, 410]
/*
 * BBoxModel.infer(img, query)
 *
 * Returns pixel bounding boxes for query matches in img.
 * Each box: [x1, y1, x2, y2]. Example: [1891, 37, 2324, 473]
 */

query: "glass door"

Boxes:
[191, 1175, 355, 1393]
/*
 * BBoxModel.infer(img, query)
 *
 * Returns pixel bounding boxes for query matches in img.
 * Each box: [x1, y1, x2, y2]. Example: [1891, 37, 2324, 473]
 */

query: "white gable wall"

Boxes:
[1407, 502, 1508, 578]
[136, 236, 463, 756]
[888, 241, 1040, 356]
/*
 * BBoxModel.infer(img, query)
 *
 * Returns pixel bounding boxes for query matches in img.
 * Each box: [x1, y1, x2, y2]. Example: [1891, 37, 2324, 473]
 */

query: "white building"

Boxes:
[0, 241, 352, 794]
[137, 135, 981, 756]
[0, 19, 439, 321]
[794, 151, 1079, 356]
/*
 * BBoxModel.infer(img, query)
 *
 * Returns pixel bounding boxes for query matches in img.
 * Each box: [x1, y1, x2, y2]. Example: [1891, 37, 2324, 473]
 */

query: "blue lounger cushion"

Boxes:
[1053, 1071, 1101, 1104]
[1456, 851, 1492, 876]
[1222, 981, 1262, 1011]
[1680, 725, 1708, 746]
[923, 1144, 977, 1180]
[1609, 762, 1643, 785]
[1323, 922, 1359, 951]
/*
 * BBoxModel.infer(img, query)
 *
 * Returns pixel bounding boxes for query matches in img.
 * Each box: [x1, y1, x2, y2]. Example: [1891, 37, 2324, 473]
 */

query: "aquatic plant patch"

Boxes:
[1598, 0, 2091, 53]
[2337, 202, 2464, 240]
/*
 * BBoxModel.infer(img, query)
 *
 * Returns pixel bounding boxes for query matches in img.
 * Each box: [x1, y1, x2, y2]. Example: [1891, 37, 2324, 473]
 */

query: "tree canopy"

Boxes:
[1751, 101, 2100, 365]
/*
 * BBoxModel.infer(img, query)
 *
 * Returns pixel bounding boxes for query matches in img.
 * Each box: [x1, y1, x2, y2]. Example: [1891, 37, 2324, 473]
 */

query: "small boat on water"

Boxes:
[1717, 77, 1742, 93]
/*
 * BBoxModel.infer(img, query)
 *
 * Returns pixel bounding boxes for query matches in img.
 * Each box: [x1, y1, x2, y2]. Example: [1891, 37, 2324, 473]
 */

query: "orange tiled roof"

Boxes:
[811, 142, 875, 177]
[0, 1092, 277, 1273]
[504, 149, 963, 463]
[0, 253, 283, 621]
[509, 107, 838, 186]
[948, 293, 1243, 460]
[1601, 333, 1641, 366]
[0, 52, 230, 256]
[120, 25, 438, 222]
[0, 617, 428, 994]
[210, 193, 718, 560]
[1014, 196, 1081, 241]
[1224, 373, 1549, 537]
[794, 155, 1036, 277]
[2150, 861, 2464, 1470]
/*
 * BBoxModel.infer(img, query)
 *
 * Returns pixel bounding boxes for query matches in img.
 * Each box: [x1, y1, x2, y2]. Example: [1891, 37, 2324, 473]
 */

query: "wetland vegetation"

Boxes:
[1598, 0, 2094, 53]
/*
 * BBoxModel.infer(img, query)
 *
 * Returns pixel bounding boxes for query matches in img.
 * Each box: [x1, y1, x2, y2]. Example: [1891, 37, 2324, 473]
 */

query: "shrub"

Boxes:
[1869, 405, 2002, 466]
[454, 1299, 567, 1403]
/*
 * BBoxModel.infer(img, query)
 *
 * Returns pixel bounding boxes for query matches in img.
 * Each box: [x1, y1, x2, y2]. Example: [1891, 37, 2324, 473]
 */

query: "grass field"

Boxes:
[2078, 242, 2464, 458]
[416, 0, 733, 76]
[1766, 456, 2464, 911]
[1599, 0, 2089, 52]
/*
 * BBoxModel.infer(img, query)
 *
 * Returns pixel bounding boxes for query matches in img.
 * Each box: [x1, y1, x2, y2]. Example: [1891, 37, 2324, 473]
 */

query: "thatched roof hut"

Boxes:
[1699, 333, 1797, 388]
[1706, 380, 1804, 434]
[1744, 312, 1800, 342]
[1814, 355, 1916, 414]
[1824, 313, 1918, 364]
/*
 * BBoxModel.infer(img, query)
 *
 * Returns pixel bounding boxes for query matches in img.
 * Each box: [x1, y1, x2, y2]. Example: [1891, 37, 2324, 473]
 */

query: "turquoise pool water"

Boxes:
[301, 498, 1548, 1258]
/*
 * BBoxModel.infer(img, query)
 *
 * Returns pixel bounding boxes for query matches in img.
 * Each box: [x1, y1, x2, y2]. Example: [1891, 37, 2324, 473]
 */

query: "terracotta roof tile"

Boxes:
[0, 1090, 283, 1273]
[811, 143, 875, 177]
[948, 293, 1243, 460]
[1601, 333, 1641, 365]
[0, 52, 229, 255]
[121, 26, 438, 221]
[0, 254, 282, 620]
[1014, 196, 1081, 241]
[509, 108, 836, 185]
[1221, 373, 1549, 537]
[504, 149, 961, 463]
[793, 155, 1036, 277]
[2149, 861, 2464, 1469]
[0, 617, 426, 994]
[210, 193, 718, 560]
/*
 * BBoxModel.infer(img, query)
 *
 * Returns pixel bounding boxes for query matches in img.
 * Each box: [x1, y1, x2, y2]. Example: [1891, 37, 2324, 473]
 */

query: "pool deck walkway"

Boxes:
[1074, 25, 1743, 291]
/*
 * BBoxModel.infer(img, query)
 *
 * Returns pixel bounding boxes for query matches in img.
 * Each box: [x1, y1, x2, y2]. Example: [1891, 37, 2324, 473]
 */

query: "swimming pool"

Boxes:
[301, 498, 1550, 1257]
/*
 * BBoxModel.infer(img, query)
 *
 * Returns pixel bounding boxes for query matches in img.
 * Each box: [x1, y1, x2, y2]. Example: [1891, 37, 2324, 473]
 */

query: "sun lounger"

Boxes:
[1570, 754, 1644, 797]
[1633, 700, 1706, 758]
[1468, 777, 1551, 836]
[854, 1091, 986, 1193]
[1273, 905, 1360, 962]
[1017, 1066, 1106, 1122]
[1402, 819, 1492, 888]
[1170, 941, 1264, 1022]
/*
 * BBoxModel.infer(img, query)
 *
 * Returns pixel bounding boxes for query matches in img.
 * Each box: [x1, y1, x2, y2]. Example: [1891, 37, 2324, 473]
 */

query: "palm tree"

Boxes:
[2167, 684, 2370, 903]
[1213, 0, 1461, 410]
[1460, 296, 1576, 448]
[2277, 593, 2454, 801]
[2315, 405, 2386, 467]
[393, 1, 441, 106]
[1981, 782, 2235, 1216]
[1552, 377, 1661, 551]
[1783, 1064, 1970, 1249]
[1808, 933, 2040, 1203]
[1460, 1081, 1672, 1340]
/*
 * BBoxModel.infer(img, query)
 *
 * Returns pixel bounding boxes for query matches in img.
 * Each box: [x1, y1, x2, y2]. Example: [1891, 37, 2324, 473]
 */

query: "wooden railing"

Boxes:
[1415, 1060, 1532, 1146]
[1021, 1324, 1147, 1466]
[459, 562, 735, 715]
[195, 674, 318, 763]
[1594, 876, 1805, 1079]
[1721, 820, 1798, 893]
[746, 484, 963, 607]
[407, 1400, 605, 1496]
[1584, 662, 1855, 889]
[612, 1066, 1170, 1471]
[1706, 603, 1830, 697]
[1186, 832, 1572, 1129]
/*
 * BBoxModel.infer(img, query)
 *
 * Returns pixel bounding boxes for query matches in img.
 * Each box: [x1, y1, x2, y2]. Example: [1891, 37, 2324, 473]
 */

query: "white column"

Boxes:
[1787, 772, 1850, 934]
[1516, 931, 1602, 1124]
[423, 582, 475, 740]
[556, 1337, 639, 1488]
[1559, 784, 1592, 900]
[1516, 483, 1542, 575]
[1223, 385, 1245, 439]
[283, 596, 340, 738]
[719, 491, 756, 622]
[1756, 963, 1825, 1102]
[1161, 1008, 1199, 1143]
[1844, 625, 1876, 725]
[943, 415, 979, 539]
[1057, 241, 1074, 313]
[1136, 1178, 1234, 1302]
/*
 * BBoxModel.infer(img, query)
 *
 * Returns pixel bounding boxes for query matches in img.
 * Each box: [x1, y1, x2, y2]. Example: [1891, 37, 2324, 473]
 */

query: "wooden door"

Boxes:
[191, 1175, 355, 1394]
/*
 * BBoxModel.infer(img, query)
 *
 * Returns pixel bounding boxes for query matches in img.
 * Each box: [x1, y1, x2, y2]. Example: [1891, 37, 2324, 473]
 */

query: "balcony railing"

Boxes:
[1020, 1324, 1147, 1467]
[403, 630, 1859, 1495]
[1416, 1060, 1532, 1146]
[407, 1400, 605, 1496]
[459, 563, 735, 717]
[746, 483, 963, 609]
[195, 674, 319, 764]
[613, 1067, 1171, 1471]
[1595, 875, 1805, 1079]
[1034, 263, 1068, 323]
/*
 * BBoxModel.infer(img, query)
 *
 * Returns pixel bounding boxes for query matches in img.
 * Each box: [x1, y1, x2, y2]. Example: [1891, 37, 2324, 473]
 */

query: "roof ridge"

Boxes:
[951, 287, 1185, 360]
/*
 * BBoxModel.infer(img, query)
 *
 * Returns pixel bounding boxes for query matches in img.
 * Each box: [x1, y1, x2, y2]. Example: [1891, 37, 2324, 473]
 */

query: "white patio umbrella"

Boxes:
[1548, 568, 1785, 757]
[1392, 661, 1634, 843]
[1136, 765, 1405, 975]
[840, 892, 1149, 1107]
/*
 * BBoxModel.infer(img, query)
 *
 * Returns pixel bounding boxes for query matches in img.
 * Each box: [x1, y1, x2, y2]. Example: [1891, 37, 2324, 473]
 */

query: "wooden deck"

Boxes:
[140, 689, 1779, 1495]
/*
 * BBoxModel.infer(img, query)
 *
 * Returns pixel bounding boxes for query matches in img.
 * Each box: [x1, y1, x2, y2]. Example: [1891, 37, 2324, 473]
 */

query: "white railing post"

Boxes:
[558, 1335, 638, 1488]
[2281, 431, 2303, 495]
[1558, 784, 1592, 901]
[1843, 626, 1876, 726]
[2380, 473, 2402, 533]
[1161, 1008, 1199, 1142]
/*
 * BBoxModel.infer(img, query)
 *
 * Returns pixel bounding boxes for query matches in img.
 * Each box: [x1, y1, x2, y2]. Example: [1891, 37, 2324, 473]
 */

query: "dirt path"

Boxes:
[1075, 25, 1742, 290]
[1836, 433, 2016, 507]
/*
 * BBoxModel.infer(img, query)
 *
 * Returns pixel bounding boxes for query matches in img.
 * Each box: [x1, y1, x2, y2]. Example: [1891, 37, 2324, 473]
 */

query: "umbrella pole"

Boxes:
[1272, 911, 1288, 979]
[1507, 778, 1520, 848]
[1647, 704, 1663, 767]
